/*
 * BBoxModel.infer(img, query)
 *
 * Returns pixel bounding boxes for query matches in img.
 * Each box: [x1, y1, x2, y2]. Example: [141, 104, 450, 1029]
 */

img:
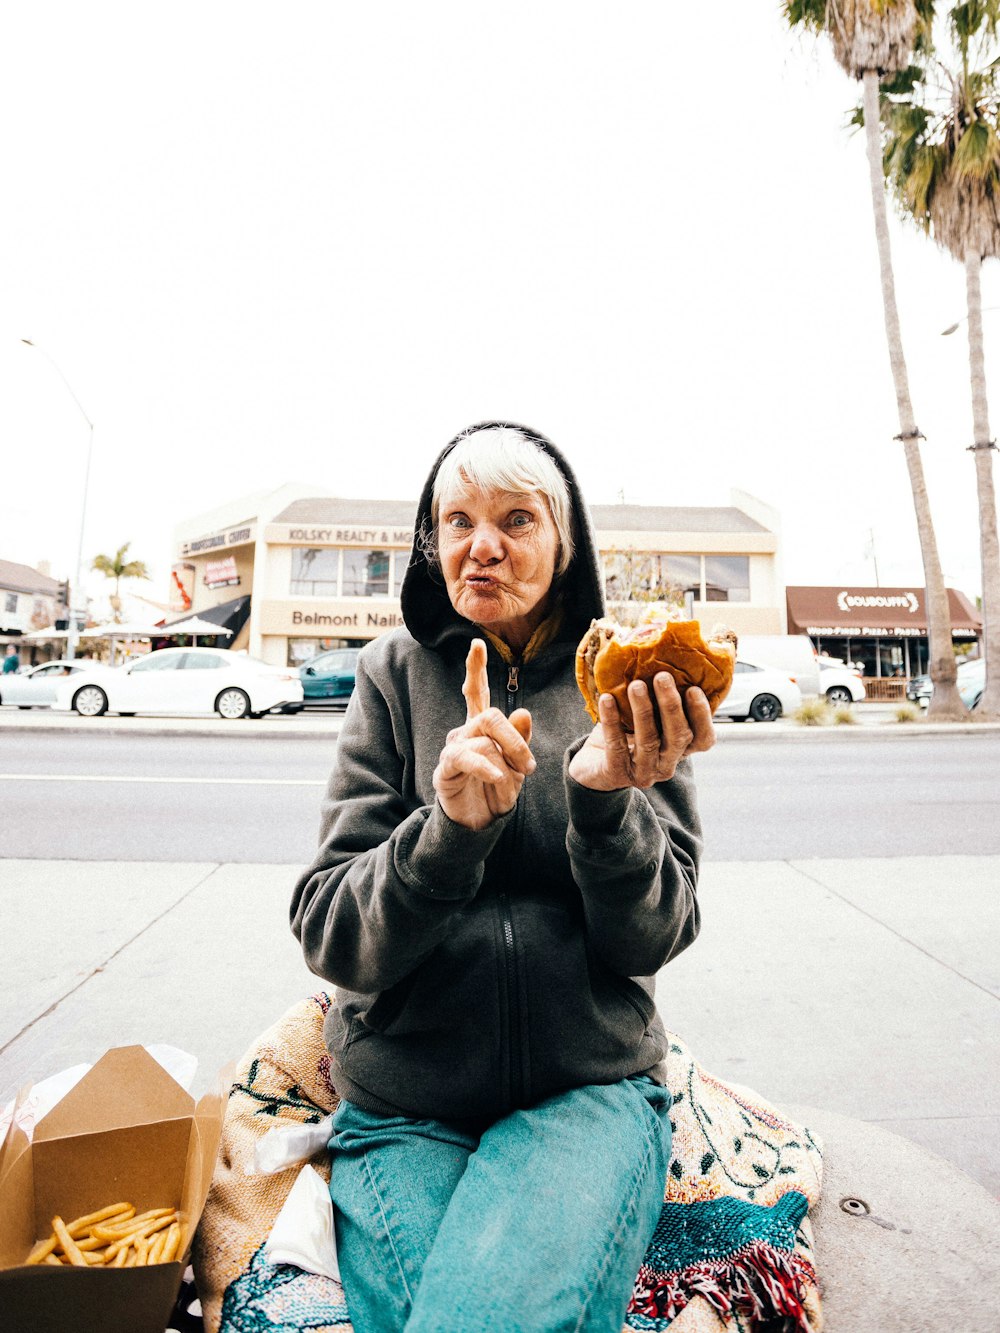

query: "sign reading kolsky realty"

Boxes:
[265, 524, 414, 547]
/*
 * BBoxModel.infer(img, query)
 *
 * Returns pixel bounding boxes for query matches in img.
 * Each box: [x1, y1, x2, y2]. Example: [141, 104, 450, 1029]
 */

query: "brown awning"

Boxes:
[786, 585, 982, 638]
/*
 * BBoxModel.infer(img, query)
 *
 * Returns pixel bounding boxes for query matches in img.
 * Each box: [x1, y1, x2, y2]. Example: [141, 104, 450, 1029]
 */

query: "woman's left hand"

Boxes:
[567, 672, 715, 792]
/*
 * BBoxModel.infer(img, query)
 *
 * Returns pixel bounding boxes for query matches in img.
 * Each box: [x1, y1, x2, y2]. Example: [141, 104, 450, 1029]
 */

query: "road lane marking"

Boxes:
[0, 774, 325, 786]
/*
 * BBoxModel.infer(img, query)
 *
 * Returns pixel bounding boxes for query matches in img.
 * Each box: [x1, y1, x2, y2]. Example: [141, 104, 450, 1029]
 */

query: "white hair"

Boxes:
[430, 426, 576, 577]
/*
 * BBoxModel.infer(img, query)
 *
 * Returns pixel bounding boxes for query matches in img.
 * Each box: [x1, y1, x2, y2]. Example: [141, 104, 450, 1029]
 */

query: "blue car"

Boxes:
[296, 647, 359, 708]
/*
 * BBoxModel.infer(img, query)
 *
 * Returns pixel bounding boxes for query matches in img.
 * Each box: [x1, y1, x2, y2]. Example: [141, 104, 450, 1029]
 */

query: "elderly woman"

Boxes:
[291, 422, 714, 1333]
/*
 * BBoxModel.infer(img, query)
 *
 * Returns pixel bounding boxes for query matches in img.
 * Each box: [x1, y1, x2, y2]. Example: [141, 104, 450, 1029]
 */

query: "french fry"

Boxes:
[75, 1234, 108, 1252]
[94, 1208, 174, 1241]
[43, 1253, 64, 1267]
[51, 1216, 88, 1268]
[133, 1235, 150, 1266]
[147, 1229, 168, 1265]
[25, 1236, 58, 1265]
[160, 1221, 182, 1264]
[123, 1242, 139, 1268]
[66, 1203, 134, 1236]
[111, 1245, 128, 1268]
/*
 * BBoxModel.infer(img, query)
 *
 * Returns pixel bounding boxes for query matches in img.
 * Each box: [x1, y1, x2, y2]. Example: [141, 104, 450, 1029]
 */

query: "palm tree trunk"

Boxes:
[965, 248, 1000, 718]
[862, 69, 966, 719]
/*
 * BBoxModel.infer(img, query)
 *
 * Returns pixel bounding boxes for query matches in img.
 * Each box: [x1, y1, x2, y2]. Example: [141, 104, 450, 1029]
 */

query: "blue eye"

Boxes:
[448, 514, 471, 529]
[508, 513, 532, 528]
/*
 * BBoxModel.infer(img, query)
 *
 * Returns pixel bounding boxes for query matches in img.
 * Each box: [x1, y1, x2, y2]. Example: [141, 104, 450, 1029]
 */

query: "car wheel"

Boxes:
[216, 687, 251, 719]
[749, 693, 782, 723]
[826, 686, 853, 706]
[73, 685, 109, 717]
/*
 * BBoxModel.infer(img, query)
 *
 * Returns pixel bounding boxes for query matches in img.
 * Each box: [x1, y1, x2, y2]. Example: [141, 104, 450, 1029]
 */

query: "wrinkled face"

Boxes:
[438, 481, 560, 651]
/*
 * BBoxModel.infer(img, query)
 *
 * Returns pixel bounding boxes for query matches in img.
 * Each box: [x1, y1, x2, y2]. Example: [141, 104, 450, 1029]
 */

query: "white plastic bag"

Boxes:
[264, 1164, 341, 1281]
[0, 1044, 197, 1143]
[246, 1114, 335, 1176]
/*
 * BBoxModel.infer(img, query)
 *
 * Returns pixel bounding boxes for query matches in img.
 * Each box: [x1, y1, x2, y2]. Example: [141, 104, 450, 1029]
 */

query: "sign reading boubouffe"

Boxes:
[836, 590, 920, 614]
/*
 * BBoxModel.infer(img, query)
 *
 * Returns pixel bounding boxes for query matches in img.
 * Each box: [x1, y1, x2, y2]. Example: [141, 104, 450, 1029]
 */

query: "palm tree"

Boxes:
[92, 542, 151, 622]
[785, 0, 968, 717]
[880, 3, 1000, 717]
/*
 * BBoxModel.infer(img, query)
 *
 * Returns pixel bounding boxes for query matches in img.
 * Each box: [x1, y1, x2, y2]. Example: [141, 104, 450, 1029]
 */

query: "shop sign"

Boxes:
[180, 523, 256, 557]
[807, 624, 976, 638]
[258, 599, 405, 636]
[836, 590, 920, 613]
[204, 556, 241, 588]
[268, 524, 413, 547]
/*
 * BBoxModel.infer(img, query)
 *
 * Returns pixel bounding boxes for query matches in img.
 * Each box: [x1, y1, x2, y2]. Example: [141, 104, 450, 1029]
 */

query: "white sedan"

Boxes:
[52, 647, 304, 719]
[0, 659, 108, 709]
[715, 660, 803, 722]
[816, 656, 867, 705]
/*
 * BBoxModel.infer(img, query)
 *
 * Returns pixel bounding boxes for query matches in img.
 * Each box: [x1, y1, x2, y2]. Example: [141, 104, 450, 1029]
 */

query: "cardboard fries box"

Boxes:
[0, 1046, 226, 1333]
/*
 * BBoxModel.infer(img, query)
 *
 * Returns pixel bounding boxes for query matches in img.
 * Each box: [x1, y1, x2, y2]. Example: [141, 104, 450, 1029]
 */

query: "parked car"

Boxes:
[52, 647, 303, 719]
[0, 659, 110, 709]
[816, 656, 866, 705]
[906, 658, 984, 710]
[714, 660, 803, 722]
[294, 647, 359, 709]
[905, 673, 931, 705]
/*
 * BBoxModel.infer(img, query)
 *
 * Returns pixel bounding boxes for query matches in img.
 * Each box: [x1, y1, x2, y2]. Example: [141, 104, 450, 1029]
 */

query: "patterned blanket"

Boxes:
[194, 995, 823, 1332]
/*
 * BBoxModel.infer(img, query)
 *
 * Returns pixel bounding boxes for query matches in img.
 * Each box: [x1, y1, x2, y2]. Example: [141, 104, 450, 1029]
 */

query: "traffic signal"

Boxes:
[55, 580, 71, 631]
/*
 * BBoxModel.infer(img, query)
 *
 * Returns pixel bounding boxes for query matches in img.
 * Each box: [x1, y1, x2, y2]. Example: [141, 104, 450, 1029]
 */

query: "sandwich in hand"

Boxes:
[576, 612, 737, 729]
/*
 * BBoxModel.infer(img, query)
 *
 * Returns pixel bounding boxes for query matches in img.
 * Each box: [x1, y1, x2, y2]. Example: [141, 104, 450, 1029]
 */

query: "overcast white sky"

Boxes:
[2, 1, 998, 608]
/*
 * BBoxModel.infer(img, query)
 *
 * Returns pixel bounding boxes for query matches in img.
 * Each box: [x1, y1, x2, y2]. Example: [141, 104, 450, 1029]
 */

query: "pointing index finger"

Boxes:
[463, 638, 491, 721]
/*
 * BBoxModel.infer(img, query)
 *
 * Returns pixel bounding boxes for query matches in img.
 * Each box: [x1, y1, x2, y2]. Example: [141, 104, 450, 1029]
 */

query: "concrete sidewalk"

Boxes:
[2, 854, 997, 1187]
[2, 855, 998, 1328]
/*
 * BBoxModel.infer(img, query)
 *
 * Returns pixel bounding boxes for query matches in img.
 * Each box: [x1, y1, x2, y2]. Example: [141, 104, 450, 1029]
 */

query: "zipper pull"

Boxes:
[506, 665, 519, 712]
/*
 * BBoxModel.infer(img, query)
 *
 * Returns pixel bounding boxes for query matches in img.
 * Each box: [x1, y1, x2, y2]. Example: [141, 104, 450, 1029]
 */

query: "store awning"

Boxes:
[162, 595, 250, 636]
[786, 585, 982, 637]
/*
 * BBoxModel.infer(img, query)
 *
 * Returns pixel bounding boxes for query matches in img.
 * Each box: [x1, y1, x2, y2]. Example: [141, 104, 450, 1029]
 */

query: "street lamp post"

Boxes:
[21, 340, 94, 662]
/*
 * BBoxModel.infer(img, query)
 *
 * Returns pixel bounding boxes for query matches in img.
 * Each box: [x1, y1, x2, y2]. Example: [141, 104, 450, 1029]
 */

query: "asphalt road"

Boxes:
[2, 728, 998, 862]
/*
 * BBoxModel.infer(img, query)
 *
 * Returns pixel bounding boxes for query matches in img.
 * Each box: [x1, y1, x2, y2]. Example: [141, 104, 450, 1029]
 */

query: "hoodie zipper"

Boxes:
[506, 665, 519, 712]
[499, 657, 524, 1107]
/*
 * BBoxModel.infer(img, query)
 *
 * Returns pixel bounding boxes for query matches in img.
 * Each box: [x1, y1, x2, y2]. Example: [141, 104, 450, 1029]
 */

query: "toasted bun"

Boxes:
[575, 616, 737, 728]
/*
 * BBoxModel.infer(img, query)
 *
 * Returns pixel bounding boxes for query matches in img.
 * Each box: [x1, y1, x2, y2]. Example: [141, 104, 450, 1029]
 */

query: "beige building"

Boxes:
[172, 484, 784, 668]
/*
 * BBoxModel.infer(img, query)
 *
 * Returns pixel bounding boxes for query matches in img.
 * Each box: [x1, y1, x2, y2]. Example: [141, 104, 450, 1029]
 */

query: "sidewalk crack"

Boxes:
[787, 861, 999, 1003]
[0, 864, 223, 1059]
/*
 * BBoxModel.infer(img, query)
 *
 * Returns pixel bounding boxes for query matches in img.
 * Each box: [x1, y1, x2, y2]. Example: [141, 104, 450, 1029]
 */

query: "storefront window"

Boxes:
[703, 556, 749, 602]
[342, 548, 390, 597]
[603, 552, 686, 605]
[290, 548, 340, 596]
[393, 551, 408, 596]
[288, 636, 363, 666]
[664, 555, 702, 600]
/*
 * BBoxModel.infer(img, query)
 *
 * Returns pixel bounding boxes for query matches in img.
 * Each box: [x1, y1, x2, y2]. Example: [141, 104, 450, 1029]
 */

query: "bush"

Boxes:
[894, 703, 920, 723]
[832, 706, 857, 725]
[794, 698, 832, 726]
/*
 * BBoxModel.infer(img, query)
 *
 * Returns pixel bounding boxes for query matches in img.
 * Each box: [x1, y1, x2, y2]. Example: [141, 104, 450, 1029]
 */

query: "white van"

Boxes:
[734, 635, 820, 697]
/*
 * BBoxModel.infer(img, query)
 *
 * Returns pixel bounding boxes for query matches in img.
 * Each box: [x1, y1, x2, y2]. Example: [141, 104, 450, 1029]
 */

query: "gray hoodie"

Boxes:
[291, 423, 702, 1121]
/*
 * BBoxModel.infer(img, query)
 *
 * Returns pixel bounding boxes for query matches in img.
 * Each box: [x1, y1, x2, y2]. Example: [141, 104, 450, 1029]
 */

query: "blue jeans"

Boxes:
[328, 1076, 672, 1333]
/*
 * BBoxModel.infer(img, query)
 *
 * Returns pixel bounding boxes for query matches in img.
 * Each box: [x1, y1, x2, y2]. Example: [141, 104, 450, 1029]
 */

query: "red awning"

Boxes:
[786, 586, 981, 637]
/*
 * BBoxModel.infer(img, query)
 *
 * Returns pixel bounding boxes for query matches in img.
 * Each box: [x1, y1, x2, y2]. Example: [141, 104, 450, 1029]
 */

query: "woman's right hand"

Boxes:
[433, 639, 535, 831]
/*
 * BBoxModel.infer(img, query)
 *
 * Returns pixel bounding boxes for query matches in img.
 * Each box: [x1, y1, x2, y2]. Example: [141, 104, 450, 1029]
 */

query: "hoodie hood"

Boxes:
[399, 421, 605, 651]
